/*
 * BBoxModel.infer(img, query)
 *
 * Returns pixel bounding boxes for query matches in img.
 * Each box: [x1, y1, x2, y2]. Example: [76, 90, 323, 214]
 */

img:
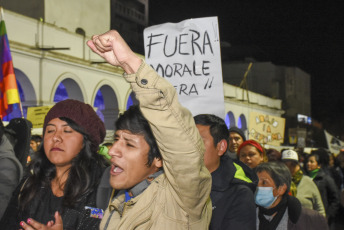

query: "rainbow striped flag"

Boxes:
[0, 16, 22, 121]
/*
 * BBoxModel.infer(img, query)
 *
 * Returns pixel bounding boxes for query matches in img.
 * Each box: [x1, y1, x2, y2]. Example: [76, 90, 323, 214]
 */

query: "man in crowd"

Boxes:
[87, 30, 212, 229]
[227, 126, 246, 159]
[194, 114, 257, 229]
[281, 149, 326, 216]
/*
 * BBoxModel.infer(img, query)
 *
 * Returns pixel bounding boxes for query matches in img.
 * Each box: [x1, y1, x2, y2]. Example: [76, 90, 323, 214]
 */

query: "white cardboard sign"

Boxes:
[144, 17, 225, 119]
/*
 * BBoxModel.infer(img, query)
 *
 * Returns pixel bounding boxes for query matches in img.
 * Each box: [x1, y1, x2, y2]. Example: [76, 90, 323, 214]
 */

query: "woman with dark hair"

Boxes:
[266, 148, 282, 162]
[255, 162, 328, 230]
[238, 140, 267, 169]
[0, 99, 108, 229]
[307, 150, 340, 227]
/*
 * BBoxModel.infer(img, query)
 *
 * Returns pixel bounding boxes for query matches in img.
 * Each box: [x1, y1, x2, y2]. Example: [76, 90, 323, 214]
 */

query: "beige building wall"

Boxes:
[44, 0, 110, 37]
[5, 9, 284, 145]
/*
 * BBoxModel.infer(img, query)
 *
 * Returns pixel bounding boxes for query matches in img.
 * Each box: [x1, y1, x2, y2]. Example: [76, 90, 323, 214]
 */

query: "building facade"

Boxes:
[4, 7, 284, 145]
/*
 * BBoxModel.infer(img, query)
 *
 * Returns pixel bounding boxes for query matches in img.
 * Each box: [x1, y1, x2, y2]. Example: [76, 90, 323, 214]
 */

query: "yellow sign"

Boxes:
[249, 112, 285, 146]
[27, 106, 53, 128]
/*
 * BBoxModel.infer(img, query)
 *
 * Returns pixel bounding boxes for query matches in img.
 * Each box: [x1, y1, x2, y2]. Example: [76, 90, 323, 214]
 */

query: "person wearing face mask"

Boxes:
[255, 162, 328, 230]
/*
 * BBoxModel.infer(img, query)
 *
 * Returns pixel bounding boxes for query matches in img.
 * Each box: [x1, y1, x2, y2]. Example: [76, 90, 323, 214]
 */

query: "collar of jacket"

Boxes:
[211, 155, 257, 192]
[287, 195, 302, 224]
[130, 170, 164, 198]
[312, 168, 325, 180]
[108, 170, 164, 213]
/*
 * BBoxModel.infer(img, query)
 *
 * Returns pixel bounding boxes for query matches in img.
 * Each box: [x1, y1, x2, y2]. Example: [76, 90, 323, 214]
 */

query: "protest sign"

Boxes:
[27, 106, 52, 128]
[249, 111, 285, 146]
[144, 17, 225, 118]
[324, 130, 344, 155]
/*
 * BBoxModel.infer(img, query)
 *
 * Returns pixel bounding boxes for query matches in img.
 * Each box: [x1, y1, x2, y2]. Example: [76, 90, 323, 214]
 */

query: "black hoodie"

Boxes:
[209, 155, 258, 230]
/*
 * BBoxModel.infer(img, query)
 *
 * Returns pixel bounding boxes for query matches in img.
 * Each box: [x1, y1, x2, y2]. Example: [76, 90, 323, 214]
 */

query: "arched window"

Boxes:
[53, 82, 69, 102]
[94, 89, 105, 122]
[11, 68, 37, 120]
[225, 111, 236, 129]
[53, 78, 84, 103]
[238, 114, 247, 131]
[126, 92, 139, 109]
[94, 85, 119, 130]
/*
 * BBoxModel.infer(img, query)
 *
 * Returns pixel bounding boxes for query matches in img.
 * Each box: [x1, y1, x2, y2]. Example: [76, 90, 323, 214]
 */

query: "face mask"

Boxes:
[255, 187, 278, 208]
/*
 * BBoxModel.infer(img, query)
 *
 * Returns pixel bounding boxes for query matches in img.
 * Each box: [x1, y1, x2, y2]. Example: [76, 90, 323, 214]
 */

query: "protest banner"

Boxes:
[324, 130, 344, 155]
[144, 17, 225, 119]
[249, 111, 285, 146]
[27, 106, 52, 128]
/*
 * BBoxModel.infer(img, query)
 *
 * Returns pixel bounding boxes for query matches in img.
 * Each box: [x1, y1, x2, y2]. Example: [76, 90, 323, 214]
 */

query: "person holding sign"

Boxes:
[87, 30, 212, 229]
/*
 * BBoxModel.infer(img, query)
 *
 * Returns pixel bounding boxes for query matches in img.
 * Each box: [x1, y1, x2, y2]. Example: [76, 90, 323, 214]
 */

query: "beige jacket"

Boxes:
[296, 175, 326, 216]
[100, 62, 212, 230]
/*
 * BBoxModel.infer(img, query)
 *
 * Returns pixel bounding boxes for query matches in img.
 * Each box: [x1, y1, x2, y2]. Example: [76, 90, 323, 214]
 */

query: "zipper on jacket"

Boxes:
[103, 209, 116, 230]
[121, 200, 134, 217]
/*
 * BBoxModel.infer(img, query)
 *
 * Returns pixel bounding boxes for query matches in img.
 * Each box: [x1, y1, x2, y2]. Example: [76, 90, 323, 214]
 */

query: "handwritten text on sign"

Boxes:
[144, 17, 225, 119]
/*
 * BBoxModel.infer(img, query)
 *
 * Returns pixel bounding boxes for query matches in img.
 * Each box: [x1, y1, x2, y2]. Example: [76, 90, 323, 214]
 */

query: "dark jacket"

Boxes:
[0, 135, 23, 219]
[210, 155, 258, 230]
[287, 196, 329, 230]
[312, 168, 340, 221]
[0, 177, 102, 229]
[256, 195, 328, 230]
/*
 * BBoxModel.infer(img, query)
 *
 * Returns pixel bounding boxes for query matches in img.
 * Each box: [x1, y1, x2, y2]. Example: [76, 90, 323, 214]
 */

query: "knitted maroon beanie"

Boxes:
[43, 99, 105, 151]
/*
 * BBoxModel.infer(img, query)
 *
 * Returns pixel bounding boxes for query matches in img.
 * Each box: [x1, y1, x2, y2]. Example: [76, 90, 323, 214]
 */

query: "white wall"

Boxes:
[6, 9, 285, 137]
[44, 0, 110, 37]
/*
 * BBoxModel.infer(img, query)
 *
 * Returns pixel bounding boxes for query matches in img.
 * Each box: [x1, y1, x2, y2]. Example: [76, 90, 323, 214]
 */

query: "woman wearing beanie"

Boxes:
[0, 99, 108, 229]
[255, 162, 328, 230]
[238, 140, 267, 169]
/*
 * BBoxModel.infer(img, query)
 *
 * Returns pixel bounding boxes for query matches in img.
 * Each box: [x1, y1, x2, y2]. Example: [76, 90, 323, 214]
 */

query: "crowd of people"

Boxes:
[0, 29, 343, 230]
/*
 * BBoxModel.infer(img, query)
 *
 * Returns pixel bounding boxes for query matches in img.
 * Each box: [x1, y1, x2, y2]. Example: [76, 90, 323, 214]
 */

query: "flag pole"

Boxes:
[0, 7, 4, 21]
[19, 101, 24, 118]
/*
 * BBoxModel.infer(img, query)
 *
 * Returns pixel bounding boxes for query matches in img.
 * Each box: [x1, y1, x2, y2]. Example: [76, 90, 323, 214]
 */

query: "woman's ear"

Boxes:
[277, 184, 288, 196]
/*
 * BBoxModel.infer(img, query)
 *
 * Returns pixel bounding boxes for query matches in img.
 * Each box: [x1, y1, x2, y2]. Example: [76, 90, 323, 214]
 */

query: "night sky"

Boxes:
[149, 1, 344, 137]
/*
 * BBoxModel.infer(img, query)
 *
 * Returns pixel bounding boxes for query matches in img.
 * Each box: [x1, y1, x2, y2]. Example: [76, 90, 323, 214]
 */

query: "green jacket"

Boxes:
[100, 62, 212, 229]
[296, 174, 326, 216]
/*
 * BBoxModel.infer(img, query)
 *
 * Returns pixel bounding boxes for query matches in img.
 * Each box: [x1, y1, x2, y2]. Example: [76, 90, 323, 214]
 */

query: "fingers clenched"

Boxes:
[20, 218, 47, 230]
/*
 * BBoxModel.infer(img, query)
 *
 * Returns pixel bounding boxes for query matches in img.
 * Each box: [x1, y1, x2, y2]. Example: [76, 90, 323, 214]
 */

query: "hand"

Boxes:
[20, 211, 63, 230]
[87, 30, 142, 74]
